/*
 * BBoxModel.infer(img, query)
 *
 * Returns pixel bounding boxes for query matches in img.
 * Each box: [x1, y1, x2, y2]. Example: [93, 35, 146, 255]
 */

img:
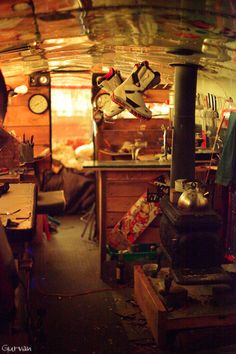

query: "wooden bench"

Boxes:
[134, 265, 236, 349]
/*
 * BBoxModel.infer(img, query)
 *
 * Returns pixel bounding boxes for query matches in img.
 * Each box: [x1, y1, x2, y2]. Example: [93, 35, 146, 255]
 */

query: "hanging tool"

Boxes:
[207, 93, 211, 109]
[214, 95, 219, 118]
[30, 135, 34, 147]
[211, 94, 215, 113]
[205, 93, 215, 131]
[205, 108, 227, 184]
[196, 93, 203, 110]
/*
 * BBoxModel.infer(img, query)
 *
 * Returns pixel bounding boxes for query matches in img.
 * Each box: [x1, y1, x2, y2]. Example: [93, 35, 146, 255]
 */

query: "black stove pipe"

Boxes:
[170, 64, 199, 188]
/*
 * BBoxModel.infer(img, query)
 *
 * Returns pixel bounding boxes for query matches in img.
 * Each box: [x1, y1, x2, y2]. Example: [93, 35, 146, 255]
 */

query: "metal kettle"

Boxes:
[177, 181, 209, 210]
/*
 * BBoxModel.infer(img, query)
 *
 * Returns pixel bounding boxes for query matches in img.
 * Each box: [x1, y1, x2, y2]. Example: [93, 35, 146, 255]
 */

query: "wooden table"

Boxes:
[0, 183, 36, 243]
[0, 183, 37, 338]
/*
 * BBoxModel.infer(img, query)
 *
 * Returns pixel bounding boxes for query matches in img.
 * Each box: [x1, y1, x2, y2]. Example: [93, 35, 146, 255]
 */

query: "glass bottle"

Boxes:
[116, 250, 125, 284]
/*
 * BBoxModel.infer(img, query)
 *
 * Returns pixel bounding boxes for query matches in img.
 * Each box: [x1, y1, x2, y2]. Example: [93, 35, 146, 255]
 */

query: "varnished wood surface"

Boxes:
[4, 86, 50, 156]
[0, 173, 20, 183]
[135, 265, 236, 348]
[0, 183, 36, 242]
[134, 265, 167, 347]
[83, 159, 211, 171]
[83, 159, 171, 170]
[150, 268, 236, 321]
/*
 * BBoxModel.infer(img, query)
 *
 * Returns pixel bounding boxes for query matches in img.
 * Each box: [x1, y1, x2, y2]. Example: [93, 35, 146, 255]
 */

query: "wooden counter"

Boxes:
[83, 160, 171, 279]
[83, 159, 171, 170]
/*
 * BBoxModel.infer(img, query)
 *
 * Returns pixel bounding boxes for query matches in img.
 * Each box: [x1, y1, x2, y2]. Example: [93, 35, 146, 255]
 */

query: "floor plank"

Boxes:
[28, 215, 161, 354]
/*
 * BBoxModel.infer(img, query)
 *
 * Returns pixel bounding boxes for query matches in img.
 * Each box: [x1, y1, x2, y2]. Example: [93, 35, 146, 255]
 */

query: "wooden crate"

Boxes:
[134, 265, 236, 349]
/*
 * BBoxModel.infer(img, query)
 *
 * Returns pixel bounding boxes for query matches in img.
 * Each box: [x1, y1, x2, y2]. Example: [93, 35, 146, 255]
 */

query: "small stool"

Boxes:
[37, 190, 65, 241]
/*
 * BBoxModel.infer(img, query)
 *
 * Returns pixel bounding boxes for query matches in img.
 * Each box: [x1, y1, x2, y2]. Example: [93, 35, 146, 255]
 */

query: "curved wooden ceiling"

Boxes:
[0, 0, 235, 84]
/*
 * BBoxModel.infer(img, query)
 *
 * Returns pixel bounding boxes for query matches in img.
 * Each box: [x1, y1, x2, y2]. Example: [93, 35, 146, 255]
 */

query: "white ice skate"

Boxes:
[96, 68, 124, 118]
[111, 61, 161, 120]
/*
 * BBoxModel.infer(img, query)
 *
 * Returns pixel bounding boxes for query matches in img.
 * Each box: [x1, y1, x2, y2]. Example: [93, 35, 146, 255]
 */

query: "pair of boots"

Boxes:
[96, 61, 161, 121]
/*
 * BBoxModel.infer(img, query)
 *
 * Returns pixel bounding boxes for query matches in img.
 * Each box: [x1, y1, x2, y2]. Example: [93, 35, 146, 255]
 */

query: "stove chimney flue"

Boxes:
[170, 63, 199, 188]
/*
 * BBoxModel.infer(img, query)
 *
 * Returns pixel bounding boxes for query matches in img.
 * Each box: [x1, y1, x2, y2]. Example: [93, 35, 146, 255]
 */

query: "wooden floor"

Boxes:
[29, 215, 160, 354]
[2, 215, 236, 354]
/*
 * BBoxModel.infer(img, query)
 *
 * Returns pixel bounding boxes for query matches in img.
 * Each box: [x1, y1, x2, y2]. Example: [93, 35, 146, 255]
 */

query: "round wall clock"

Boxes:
[28, 94, 49, 114]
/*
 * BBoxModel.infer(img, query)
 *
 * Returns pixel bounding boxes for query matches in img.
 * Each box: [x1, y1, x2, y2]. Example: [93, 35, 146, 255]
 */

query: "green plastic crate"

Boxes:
[106, 243, 160, 262]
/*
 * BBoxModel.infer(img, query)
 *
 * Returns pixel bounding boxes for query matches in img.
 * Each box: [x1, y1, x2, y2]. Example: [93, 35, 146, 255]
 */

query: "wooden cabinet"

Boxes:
[105, 170, 165, 240]
[94, 165, 170, 278]
[91, 86, 172, 277]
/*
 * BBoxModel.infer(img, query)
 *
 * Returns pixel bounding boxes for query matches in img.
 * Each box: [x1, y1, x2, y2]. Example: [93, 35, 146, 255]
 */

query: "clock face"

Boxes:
[28, 94, 49, 114]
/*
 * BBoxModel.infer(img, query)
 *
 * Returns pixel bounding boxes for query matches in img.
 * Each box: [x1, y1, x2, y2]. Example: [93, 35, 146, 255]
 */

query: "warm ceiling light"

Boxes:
[14, 85, 28, 94]
[44, 36, 89, 45]
[12, 2, 31, 11]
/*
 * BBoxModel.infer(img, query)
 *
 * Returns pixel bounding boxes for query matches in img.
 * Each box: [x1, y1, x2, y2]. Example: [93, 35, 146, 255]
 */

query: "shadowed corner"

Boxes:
[0, 69, 8, 126]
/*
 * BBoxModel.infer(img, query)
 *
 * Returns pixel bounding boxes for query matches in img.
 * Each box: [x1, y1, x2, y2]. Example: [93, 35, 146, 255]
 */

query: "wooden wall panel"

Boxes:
[107, 196, 138, 212]
[102, 118, 169, 130]
[106, 226, 160, 244]
[5, 106, 49, 126]
[101, 130, 164, 150]
[144, 89, 169, 103]
[134, 227, 160, 244]
[107, 181, 149, 197]
[5, 126, 50, 144]
[96, 118, 172, 159]
[103, 170, 169, 246]
[106, 212, 161, 229]
[4, 78, 50, 157]
[107, 171, 169, 181]
[106, 212, 125, 227]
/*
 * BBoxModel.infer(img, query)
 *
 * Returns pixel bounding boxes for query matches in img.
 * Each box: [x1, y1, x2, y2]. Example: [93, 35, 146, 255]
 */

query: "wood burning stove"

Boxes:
[159, 63, 231, 285]
[160, 196, 223, 269]
[159, 196, 232, 284]
[159, 197, 231, 284]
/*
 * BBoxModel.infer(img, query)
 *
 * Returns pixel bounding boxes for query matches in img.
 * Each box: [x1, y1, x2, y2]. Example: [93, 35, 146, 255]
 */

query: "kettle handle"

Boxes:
[182, 179, 198, 190]
[190, 181, 197, 189]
